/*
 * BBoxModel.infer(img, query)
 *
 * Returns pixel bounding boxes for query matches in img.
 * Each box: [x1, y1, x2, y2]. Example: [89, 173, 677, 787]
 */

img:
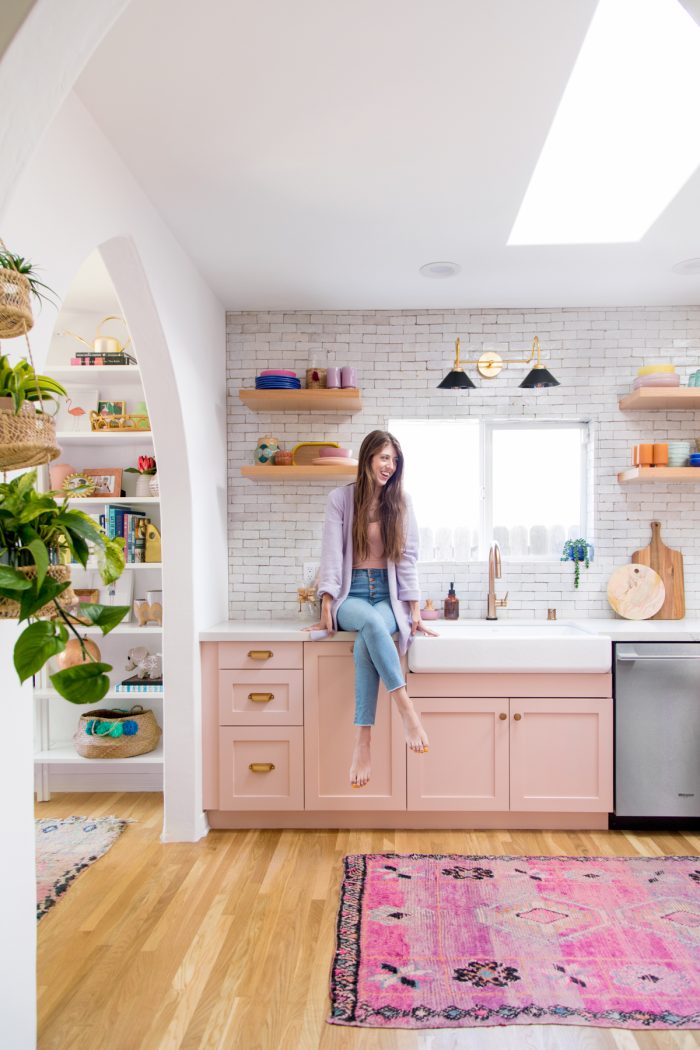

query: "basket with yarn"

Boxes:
[73, 705, 161, 759]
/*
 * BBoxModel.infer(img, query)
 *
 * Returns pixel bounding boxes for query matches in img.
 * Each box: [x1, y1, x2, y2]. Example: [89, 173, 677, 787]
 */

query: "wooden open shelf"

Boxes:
[618, 466, 700, 483]
[619, 388, 700, 410]
[241, 465, 357, 482]
[238, 388, 362, 413]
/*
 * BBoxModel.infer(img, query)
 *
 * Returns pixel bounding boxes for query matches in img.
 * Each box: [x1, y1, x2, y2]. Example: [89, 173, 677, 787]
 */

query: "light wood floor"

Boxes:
[35, 793, 700, 1050]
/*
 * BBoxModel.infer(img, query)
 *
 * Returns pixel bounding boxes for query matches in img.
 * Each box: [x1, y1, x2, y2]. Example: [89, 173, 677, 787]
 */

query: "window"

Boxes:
[389, 419, 590, 561]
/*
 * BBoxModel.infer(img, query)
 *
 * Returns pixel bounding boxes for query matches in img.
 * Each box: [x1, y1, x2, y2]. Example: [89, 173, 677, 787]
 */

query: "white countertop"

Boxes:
[200, 617, 700, 643]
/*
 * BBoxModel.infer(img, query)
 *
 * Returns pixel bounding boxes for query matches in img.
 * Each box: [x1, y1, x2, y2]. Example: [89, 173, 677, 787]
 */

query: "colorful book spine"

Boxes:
[114, 684, 163, 693]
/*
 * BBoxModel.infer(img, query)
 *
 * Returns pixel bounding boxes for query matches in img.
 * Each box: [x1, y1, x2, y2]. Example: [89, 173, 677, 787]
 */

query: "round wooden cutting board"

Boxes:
[607, 563, 665, 620]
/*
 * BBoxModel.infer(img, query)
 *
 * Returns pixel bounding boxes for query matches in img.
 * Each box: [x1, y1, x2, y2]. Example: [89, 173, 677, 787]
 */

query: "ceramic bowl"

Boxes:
[318, 446, 352, 458]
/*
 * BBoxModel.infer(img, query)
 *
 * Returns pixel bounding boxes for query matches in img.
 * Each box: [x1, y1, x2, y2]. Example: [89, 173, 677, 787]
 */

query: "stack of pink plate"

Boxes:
[633, 374, 680, 389]
[312, 447, 358, 466]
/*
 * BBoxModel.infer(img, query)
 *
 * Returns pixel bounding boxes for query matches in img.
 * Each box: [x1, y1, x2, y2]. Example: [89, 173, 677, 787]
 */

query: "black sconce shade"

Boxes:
[519, 366, 560, 389]
[437, 370, 476, 390]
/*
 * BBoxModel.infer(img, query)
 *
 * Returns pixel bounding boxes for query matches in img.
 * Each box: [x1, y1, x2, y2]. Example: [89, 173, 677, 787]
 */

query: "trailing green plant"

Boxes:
[0, 470, 129, 702]
[0, 250, 59, 310]
[561, 537, 593, 589]
[0, 352, 66, 414]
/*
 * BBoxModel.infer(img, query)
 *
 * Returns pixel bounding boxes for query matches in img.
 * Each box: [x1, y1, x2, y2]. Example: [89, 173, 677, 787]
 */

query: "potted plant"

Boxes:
[0, 247, 59, 338]
[0, 469, 129, 702]
[0, 352, 66, 470]
[125, 455, 157, 496]
[561, 537, 593, 589]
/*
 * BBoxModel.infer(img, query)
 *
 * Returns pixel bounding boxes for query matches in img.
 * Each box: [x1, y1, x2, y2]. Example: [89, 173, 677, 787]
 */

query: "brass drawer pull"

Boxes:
[248, 692, 274, 703]
[498, 712, 507, 720]
[248, 649, 273, 660]
[249, 762, 275, 773]
[513, 713, 522, 721]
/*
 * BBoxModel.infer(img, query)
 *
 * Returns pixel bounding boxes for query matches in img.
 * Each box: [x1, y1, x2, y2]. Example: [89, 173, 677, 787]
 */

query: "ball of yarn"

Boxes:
[122, 720, 138, 736]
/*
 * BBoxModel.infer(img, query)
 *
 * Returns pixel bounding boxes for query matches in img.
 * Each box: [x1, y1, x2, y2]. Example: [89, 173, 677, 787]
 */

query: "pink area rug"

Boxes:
[329, 854, 700, 1030]
[36, 816, 129, 921]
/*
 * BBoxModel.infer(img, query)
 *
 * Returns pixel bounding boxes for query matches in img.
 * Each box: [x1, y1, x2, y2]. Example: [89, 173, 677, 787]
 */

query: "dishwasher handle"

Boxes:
[617, 653, 700, 662]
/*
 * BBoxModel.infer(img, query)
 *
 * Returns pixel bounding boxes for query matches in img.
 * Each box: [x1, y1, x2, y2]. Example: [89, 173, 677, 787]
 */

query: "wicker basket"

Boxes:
[0, 564, 76, 620]
[0, 399, 60, 470]
[73, 706, 162, 759]
[0, 269, 33, 338]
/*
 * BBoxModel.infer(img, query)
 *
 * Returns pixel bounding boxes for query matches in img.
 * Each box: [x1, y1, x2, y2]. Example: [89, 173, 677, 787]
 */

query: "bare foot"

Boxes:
[392, 688, 429, 753]
[349, 727, 372, 788]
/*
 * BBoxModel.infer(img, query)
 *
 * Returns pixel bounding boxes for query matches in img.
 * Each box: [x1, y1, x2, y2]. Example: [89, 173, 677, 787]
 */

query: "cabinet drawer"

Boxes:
[218, 670, 303, 725]
[217, 641, 303, 670]
[218, 727, 303, 810]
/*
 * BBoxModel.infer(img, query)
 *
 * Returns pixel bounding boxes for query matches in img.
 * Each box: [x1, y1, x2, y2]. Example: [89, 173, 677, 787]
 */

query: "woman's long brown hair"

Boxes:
[352, 430, 406, 563]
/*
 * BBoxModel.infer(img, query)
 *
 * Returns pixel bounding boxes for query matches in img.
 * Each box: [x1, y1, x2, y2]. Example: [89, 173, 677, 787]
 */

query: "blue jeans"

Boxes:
[336, 568, 406, 726]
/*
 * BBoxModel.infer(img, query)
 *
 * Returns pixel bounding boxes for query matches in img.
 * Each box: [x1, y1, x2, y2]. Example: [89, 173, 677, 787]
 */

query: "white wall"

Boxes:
[3, 91, 228, 841]
[227, 306, 700, 619]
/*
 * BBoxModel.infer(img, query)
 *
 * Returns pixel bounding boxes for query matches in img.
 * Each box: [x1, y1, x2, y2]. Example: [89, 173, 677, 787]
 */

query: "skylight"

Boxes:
[508, 0, 700, 245]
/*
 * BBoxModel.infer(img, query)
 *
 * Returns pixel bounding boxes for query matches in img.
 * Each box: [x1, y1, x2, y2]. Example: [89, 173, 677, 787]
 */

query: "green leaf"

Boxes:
[50, 662, 113, 704]
[18, 578, 69, 621]
[0, 565, 32, 592]
[74, 603, 129, 634]
[25, 537, 49, 588]
[96, 536, 126, 584]
[13, 620, 66, 682]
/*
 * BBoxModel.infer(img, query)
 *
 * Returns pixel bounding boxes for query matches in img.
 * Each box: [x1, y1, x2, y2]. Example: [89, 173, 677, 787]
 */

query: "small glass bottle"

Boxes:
[443, 581, 459, 620]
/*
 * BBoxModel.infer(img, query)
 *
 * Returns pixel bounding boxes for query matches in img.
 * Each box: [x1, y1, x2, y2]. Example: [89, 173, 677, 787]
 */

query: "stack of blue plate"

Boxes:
[255, 369, 301, 390]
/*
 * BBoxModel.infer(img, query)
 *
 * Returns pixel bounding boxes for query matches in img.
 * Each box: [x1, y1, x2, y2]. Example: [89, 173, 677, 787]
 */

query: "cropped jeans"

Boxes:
[336, 568, 406, 726]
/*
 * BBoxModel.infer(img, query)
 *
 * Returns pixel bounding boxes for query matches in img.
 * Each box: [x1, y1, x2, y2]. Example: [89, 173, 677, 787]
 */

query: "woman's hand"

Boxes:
[411, 617, 439, 637]
[302, 594, 335, 635]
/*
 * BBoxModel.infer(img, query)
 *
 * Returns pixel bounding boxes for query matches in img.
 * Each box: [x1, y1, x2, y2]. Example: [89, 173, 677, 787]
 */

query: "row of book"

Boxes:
[70, 349, 137, 367]
[102, 506, 150, 563]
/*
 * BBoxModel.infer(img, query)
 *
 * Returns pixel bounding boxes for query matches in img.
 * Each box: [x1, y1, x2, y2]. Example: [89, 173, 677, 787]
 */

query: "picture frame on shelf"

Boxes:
[61, 472, 97, 497]
[54, 385, 99, 432]
[98, 572, 134, 623]
[80, 467, 123, 497]
[97, 399, 126, 418]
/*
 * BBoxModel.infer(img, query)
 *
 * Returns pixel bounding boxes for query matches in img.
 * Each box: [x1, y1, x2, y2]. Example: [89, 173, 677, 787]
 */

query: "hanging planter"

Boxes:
[0, 268, 33, 338]
[561, 538, 593, 589]
[0, 564, 76, 620]
[0, 353, 66, 470]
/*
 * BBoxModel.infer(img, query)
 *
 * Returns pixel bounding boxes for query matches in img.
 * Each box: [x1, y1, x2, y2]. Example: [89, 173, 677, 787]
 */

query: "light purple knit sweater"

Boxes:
[317, 483, 421, 654]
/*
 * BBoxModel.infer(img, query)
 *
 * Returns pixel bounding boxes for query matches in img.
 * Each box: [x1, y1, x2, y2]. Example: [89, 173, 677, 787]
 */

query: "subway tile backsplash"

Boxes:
[227, 306, 700, 620]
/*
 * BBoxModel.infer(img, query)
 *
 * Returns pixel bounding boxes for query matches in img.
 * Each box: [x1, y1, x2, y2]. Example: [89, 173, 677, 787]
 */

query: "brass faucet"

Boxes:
[486, 542, 509, 620]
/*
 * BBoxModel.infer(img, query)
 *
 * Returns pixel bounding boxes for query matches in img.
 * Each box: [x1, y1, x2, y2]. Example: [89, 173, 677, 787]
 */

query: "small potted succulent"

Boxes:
[0, 469, 129, 702]
[561, 537, 593, 589]
[125, 455, 157, 496]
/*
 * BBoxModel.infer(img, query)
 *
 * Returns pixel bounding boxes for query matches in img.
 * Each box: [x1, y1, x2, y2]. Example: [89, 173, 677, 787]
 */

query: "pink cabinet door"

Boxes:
[303, 641, 406, 810]
[218, 669, 303, 725]
[218, 726, 304, 810]
[407, 698, 509, 811]
[509, 698, 613, 812]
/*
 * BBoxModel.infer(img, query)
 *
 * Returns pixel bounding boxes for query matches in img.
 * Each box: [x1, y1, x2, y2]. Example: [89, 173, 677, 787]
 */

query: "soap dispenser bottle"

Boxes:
[444, 581, 459, 620]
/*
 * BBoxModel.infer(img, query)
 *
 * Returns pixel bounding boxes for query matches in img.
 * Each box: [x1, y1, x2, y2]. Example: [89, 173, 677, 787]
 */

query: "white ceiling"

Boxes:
[75, 0, 700, 309]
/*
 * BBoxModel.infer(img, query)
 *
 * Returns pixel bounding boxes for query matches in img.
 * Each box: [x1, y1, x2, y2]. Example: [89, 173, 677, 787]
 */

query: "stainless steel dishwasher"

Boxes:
[615, 642, 700, 818]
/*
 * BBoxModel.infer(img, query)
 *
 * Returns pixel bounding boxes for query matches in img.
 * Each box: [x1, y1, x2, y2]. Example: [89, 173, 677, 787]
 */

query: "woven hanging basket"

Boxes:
[0, 564, 76, 620]
[0, 269, 33, 338]
[0, 398, 60, 470]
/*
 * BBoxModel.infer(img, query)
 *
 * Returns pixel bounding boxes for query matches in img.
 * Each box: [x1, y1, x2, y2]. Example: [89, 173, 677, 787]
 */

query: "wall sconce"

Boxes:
[437, 336, 560, 390]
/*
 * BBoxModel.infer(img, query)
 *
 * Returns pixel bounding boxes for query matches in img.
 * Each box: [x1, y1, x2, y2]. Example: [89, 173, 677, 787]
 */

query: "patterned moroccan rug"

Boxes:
[329, 853, 700, 1030]
[36, 816, 130, 921]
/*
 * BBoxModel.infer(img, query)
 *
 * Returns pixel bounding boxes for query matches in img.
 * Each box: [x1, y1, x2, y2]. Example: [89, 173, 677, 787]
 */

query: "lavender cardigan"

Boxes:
[317, 484, 421, 654]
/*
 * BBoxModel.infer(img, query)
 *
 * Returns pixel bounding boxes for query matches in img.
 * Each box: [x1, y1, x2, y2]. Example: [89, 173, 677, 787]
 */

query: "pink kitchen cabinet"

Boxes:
[218, 726, 304, 810]
[303, 641, 406, 810]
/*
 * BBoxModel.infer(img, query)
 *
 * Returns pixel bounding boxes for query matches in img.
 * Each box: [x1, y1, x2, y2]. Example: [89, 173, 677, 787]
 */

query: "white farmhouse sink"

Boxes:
[408, 620, 611, 674]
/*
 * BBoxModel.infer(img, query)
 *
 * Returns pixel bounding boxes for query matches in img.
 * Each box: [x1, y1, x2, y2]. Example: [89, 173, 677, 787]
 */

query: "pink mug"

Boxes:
[326, 367, 341, 388]
[341, 366, 357, 388]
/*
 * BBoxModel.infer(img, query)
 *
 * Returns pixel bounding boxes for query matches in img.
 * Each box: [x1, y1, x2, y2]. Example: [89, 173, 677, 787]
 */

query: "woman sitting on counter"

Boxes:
[306, 429, 437, 788]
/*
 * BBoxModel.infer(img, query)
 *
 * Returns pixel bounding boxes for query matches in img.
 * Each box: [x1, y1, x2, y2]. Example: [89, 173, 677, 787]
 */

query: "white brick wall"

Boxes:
[227, 307, 700, 620]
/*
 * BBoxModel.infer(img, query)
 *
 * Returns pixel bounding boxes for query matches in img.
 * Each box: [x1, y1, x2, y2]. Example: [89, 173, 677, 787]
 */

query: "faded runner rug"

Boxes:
[329, 853, 700, 1030]
[36, 816, 129, 921]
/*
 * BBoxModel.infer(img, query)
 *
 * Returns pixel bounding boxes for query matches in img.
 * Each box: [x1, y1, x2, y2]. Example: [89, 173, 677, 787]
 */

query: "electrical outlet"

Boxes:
[303, 561, 319, 586]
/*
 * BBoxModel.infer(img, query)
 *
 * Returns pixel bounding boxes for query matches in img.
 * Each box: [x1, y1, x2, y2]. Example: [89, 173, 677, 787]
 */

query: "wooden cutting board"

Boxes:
[631, 520, 685, 620]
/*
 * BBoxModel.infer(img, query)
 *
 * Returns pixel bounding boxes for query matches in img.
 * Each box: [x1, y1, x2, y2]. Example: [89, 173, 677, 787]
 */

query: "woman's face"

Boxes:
[370, 443, 398, 489]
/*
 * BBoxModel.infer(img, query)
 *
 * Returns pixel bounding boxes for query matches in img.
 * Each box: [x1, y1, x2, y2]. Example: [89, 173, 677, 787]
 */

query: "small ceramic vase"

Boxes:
[148, 473, 159, 496]
[135, 474, 151, 496]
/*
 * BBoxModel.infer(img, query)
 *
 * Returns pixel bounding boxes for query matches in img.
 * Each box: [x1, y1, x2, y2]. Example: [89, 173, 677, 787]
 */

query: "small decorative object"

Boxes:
[144, 523, 162, 562]
[148, 473, 159, 496]
[305, 367, 327, 388]
[89, 410, 150, 432]
[125, 647, 162, 680]
[61, 472, 97, 497]
[48, 462, 75, 491]
[56, 636, 102, 670]
[73, 588, 100, 605]
[125, 455, 156, 495]
[420, 598, 440, 620]
[274, 449, 293, 465]
[133, 597, 162, 626]
[97, 399, 126, 418]
[0, 244, 59, 338]
[80, 467, 122, 497]
[54, 385, 98, 433]
[254, 434, 280, 465]
[62, 315, 131, 358]
[561, 537, 593, 589]
[73, 705, 161, 759]
[297, 583, 318, 620]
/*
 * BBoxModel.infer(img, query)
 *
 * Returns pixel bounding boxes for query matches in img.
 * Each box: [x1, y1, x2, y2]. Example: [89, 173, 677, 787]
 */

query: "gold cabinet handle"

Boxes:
[248, 692, 274, 703]
[248, 650, 273, 660]
[513, 712, 522, 721]
[498, 712, 507, 720]
[249, 762, 275, 773]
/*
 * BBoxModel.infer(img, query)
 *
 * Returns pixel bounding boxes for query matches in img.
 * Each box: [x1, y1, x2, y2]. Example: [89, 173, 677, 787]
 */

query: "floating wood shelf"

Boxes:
[238, 389, 362, 413]
[241, 465, 358, 482]
[619, 388, 700, 410]
[618, 467, 700, 483]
